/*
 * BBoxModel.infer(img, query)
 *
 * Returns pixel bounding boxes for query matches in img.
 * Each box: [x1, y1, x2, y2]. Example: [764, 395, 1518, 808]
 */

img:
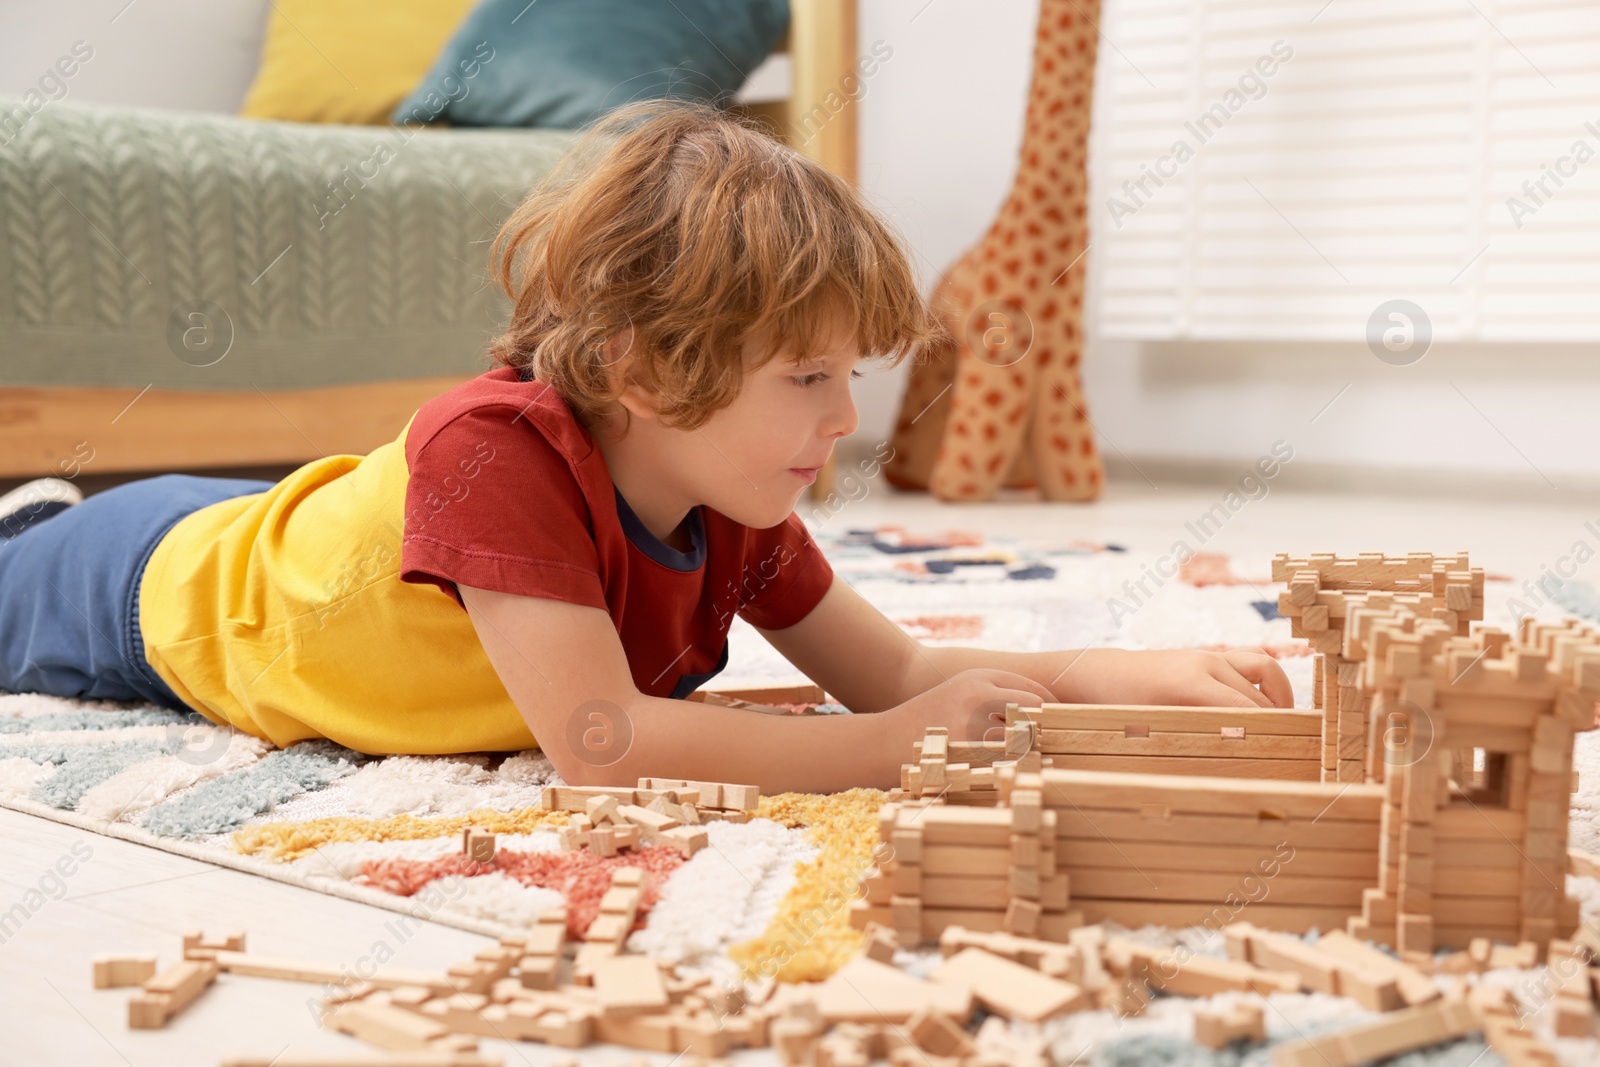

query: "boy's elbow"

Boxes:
[534, 691, 643, 789]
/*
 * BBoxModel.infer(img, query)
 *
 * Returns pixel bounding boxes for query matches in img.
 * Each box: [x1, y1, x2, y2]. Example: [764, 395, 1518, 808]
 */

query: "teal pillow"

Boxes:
[394, 0, 789, 129]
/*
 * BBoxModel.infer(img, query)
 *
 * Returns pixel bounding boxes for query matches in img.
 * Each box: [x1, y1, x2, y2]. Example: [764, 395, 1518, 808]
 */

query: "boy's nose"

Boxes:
[828, 387, 860, 440]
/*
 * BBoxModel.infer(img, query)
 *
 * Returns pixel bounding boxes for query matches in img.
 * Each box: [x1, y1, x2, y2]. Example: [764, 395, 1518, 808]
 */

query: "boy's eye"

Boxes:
[793, 369, 865, 387]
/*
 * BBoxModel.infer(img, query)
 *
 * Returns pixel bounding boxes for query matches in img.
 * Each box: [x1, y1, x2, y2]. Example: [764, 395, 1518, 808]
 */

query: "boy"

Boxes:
[0, 101, 1288, 794]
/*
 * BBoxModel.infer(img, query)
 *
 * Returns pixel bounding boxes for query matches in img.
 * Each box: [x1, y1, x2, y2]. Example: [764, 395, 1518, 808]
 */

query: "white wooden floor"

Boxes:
[3, 478, 1589, 1065]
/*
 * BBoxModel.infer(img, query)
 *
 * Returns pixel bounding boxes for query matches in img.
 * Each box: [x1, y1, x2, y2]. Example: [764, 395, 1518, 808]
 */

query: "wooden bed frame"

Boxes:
[0, 0, 856, 498]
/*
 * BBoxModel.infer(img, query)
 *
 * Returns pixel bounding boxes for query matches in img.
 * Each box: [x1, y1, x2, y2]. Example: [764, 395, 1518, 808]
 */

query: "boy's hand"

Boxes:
[886, 668, 1057, 749]
[1065, 647, 1293, 709]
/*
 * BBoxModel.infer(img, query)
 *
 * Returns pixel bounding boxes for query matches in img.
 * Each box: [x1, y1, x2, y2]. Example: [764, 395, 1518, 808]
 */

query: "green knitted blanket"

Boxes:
[0, 99, 578, 389]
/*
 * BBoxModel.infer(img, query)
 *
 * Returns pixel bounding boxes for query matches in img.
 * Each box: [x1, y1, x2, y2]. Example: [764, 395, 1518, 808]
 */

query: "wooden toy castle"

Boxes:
[852, 552, 1600, 957]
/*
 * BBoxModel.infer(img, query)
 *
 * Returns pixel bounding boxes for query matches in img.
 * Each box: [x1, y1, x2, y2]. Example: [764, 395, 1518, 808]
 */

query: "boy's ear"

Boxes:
[603, 326, 661, 421]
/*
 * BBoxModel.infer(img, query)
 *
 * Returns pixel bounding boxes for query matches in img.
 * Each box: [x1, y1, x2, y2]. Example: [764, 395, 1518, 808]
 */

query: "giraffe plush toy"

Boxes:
[886, 0, 1104, 502]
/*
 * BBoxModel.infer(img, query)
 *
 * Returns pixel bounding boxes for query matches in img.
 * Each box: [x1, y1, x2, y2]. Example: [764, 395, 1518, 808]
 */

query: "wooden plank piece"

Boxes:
[590, 955, 668, 1017]
[930, 947, 1085, 1021]
[1271, 995, 1477, 1067]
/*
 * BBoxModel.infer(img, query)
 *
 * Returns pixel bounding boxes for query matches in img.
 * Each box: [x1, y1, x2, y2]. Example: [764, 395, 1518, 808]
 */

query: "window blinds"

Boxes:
[1089, 0, 1600, 342]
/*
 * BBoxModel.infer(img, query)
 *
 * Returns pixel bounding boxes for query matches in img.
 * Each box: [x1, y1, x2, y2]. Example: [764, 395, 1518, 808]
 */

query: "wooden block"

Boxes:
[1193, 1001, 1265, 1049]
[655, 825, 708, 857]
[1004, 897, 1041, 937]
[717, 783, 760, 811]
[1038, 767, 1382, 820]
[1571, 847, 1600, 880]
[643, 794, 684, 822]
[1228, 923, 1400, 1010]
[203, 951, 455, 996]
[221, 1056, 504, 1067]
[460, 827, 495, 863]
[182, 929, 247, 955]
[92, 953, 157, 989]
[1487, 942, 1540, 970]
[1109, 939, 1299, 998]
[599, 887, 640, 917]
[127, 958, 219, 1028]
[326, 997, 478, 1052]
[1271, 995, 1476, 1067]
[1313, 930, 1439, 1006]
[1470, 983, 1562, 1067]
[587, 827, 618, 857]
[585, 912, 632, 945]
[585, 795, 619, 824]
[930, 947, 1084, 1022]
[1011, 790, 1041, 833]
[890, 895, 922, 946]
[770, 1016, 822, 1063]
[860, 921, 898, 964]
[906, 1006, 975, 1057]
[618, 803, 677, 832]
[891, 828, 924, 865]
[591, 955, 668, 1017]
[518, 954, 558, 991]
[811, 956, 972, 1024]
[570, 940, 620, 984]
[522, 925, 564, 960]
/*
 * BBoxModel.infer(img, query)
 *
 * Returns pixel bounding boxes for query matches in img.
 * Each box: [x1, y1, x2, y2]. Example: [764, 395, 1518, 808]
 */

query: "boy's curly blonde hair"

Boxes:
[487, 99, 947, 431]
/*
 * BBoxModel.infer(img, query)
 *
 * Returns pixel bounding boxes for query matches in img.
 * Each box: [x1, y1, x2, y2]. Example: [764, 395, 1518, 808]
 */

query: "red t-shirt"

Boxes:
[397, 366, 834, 699]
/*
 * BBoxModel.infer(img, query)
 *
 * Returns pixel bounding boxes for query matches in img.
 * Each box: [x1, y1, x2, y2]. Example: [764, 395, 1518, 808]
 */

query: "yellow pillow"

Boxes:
[240, 0, 477, 124]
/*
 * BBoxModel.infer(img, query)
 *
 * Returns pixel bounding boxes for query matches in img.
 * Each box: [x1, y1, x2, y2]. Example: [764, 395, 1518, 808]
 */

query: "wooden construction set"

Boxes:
[856, 551, 1600, 956]
[82, 554, 1600, 1064]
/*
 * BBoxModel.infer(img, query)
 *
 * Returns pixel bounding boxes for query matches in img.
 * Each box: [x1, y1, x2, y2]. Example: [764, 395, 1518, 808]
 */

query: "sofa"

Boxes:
[0, 0, 858, 491]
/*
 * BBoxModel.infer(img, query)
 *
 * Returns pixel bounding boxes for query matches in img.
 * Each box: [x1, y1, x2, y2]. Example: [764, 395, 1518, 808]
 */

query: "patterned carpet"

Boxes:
[7, 525, 1600, 1062]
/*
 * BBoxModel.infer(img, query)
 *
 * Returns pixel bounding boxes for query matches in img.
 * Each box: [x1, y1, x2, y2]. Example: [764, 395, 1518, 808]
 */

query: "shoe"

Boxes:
[0, 477, 84, 540]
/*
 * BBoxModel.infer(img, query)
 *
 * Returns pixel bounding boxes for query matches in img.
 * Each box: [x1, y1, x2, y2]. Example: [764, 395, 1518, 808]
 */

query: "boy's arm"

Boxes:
[754, 575, 1098, 710]
[458, 582, 925, 792]
[755, 576, 1294, 710]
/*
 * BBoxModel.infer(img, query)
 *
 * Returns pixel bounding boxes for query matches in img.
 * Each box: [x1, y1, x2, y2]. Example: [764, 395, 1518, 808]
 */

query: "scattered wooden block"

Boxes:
[586, 795, 620, 824]
[461, 827, 495, 864]
[221, 1055, 503, 1067]
[1226, 922, 1400, 1011]
[1471, 983, 1561, 1066]
[324, 996, 478, 1053]
[617, 804, 678, 833]
[938, 926, 1077, 982]
[1108, 938, 1299, 998]
[1193, 1000, 1265, 1049]
[806, 957, 972, 1024]
[906, 1005, 975, 1057]
[182, 929, 246, 957]
[860, 922, 898, 964]
[930, 947, 1084, 1022]
[654, 824, 708, 858]
[1271, 994, 1476, 1067]
[1310, 930, 1439, 1006]
[1549, 941, 1596, 1038]
[590, 955, 668, 1019]
[92, 953, 157, 989]
[1571, 846, 1600, 880]
[128, 958, 219, 1029]
[518, 909, 566, 991]
[207, 951, 456, 996]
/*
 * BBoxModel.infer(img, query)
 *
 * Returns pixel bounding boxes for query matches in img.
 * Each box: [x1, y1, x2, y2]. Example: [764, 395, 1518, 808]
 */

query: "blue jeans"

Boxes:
[0, 474, 275, 711]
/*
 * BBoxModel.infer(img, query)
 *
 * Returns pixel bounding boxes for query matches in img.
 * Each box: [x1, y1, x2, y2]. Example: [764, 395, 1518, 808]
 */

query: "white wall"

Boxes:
[5, 0, 1596, 491]
[0, 0, 264, 113]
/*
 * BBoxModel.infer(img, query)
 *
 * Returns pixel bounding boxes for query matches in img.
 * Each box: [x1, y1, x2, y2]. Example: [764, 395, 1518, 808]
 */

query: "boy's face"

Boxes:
[686, 322, 862, 528]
